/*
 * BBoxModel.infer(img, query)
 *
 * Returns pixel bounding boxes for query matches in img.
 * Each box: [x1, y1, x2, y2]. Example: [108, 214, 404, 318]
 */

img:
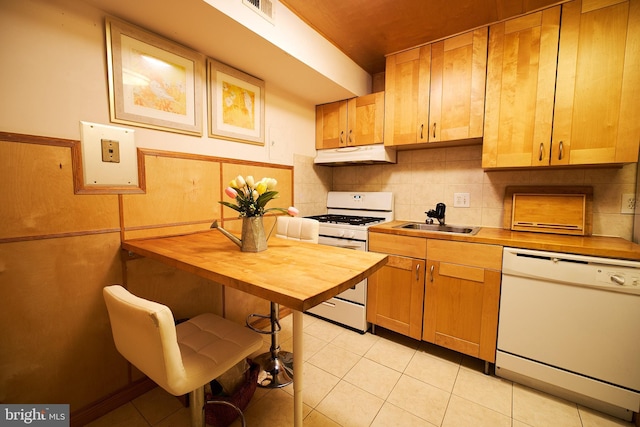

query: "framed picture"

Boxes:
[208, 58, 265, 145]
[105, 18, 204, 136]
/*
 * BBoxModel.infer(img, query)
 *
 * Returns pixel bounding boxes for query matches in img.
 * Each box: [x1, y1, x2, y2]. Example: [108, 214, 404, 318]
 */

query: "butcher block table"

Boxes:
[122, 229, 388, 427]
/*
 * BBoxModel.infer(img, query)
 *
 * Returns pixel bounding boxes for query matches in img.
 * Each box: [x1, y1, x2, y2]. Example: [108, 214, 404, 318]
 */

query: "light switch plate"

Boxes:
[80, 121, 137, 186]
[454, 192, 470, 208]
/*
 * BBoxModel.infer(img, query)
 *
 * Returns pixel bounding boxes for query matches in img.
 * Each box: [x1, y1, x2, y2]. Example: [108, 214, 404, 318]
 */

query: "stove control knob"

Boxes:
[338, 230, 345, 238]
[344, 231, 355, 239]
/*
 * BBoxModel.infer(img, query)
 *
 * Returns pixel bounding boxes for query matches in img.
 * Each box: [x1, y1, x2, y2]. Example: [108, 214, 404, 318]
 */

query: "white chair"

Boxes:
[247, 216, 320, 387]
[103, 285, 262, 427]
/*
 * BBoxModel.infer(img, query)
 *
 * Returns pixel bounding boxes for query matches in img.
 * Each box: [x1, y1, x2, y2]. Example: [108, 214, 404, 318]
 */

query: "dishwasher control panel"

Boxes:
[503, 247, 640, 295]
[595, 268, 640, 288]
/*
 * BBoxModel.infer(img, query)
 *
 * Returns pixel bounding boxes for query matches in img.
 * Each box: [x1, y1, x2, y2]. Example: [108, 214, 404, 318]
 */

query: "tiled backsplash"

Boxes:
[295, 145, 637, 240]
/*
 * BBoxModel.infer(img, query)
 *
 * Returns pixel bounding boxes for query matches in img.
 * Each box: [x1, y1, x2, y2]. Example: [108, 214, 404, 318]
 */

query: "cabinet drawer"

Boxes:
[369, 232, 427, 259]
[427, 239, 502, 270]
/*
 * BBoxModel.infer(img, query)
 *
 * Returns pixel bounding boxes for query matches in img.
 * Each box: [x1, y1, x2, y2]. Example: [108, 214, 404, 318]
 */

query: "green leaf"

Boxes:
[256, 191, 279, 207]
[218, 201, 242, 212]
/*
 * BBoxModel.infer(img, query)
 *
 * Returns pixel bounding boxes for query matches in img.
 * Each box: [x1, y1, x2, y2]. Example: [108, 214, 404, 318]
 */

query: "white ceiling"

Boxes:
[81, 0, 369, 105]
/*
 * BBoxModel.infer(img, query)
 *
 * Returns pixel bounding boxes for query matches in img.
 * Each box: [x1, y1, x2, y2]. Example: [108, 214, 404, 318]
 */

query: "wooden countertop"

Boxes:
[122, 230, 388, 311]
[370, 221, 640, 261]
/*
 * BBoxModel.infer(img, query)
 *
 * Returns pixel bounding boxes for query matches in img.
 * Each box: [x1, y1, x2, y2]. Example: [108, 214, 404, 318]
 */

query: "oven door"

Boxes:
[317, 235, 367, 304]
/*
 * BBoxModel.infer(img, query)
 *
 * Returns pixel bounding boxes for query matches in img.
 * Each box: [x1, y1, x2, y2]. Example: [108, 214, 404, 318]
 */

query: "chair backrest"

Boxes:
[103, 285, 186, 393]
[275, 216, 319, 243]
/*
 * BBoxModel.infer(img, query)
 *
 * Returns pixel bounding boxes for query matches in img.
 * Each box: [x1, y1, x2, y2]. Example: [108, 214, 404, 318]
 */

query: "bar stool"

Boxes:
[246, 216, 319, 388]
[103, 285, 263, 427]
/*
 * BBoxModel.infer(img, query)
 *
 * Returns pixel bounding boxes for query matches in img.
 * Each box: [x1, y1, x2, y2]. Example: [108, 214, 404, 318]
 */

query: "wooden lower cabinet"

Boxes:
[422, 240, 503, 363]
[368, 233, 503, 362]
[367, 254, 425, 340]
[367, 232, 427, 340]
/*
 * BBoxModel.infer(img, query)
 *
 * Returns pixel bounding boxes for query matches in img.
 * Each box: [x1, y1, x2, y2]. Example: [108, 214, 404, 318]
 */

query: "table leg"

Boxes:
[293, 310, 303, 426]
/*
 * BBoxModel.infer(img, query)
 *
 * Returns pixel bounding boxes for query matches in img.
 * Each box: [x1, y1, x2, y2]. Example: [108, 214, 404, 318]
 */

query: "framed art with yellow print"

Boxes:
[208, 58, 265, 145]
[106, 18, 204, 136]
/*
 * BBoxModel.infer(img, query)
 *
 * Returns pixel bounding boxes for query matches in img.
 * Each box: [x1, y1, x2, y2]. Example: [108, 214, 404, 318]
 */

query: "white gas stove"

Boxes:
[305, 192, 394, 332]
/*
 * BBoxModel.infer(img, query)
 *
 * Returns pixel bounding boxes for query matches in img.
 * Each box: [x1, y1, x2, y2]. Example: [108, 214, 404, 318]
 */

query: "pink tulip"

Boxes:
[225, 187, 238, 198]
[287, 206, 299, 216]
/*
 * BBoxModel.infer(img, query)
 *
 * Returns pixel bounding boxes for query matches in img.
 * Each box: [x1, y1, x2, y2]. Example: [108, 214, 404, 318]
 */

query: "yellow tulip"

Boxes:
[256, 182, 267, 195]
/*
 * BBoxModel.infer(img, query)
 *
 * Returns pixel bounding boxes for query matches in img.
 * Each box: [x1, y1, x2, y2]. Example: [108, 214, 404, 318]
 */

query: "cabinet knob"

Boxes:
[432, 122, 437, 139]
[340, 131, 344, 144]
[348, 129, 353, 143]
[429, 264, 434, 282]
[420, 124, 424, 140]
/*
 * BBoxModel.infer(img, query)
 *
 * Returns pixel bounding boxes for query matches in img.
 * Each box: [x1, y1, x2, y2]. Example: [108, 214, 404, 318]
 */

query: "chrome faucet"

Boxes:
[425, 203, 446, 225]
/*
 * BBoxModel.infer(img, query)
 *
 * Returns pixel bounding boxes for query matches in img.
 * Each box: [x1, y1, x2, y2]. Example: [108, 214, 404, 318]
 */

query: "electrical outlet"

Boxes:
[621, 193, 636, 214]
[454, 192, 470, 208]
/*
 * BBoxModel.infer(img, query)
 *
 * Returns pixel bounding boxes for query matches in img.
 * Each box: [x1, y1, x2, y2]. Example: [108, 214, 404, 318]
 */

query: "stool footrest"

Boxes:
[246, 313, 281, 335]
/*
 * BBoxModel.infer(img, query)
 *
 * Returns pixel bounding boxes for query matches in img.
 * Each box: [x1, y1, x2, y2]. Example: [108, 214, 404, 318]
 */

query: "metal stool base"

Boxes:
[253, 350, 293, 388]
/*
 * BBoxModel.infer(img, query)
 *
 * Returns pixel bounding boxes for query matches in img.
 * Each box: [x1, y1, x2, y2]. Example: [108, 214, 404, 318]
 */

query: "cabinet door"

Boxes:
[483, 8, 561, 168]
[352, 92, 384, 146]
[423, 240, 502, 363]
[423, 260, 501, 362]
[384, 46, 431, 146]
[367, 255, 425, 340]
[315, 100, 348, 149]
[429, 28, 488, 143]
[552, 0, 640, 165]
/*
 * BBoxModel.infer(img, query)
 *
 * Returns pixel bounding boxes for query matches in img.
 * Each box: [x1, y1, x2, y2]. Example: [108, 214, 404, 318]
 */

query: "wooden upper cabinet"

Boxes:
[353, 92, 385, 146]
[384, 28, 487, 147]
[384, 45, 431, 146]
[482, 7, 561, 168]
[430, 28, 488, 143]
[484, 0, 640, 168]
[316, 93, 384, 149]
[316, 100, 349, 149]
[552, 0, 640, 166]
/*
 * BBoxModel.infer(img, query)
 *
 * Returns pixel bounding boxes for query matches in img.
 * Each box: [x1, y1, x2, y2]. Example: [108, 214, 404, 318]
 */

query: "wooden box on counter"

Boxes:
[503, 186, 593, 236]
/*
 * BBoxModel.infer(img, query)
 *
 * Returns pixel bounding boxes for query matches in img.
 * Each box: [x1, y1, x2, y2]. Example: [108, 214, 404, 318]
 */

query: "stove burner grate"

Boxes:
[307, 214, 384, 226]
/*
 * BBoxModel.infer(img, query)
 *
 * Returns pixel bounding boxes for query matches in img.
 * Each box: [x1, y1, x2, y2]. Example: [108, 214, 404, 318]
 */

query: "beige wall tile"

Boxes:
[326, 145, 638, 239]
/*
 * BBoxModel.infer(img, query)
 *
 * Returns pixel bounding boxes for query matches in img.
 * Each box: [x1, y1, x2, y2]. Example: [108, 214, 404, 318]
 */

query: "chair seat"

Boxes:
[170, 314, 263, 396]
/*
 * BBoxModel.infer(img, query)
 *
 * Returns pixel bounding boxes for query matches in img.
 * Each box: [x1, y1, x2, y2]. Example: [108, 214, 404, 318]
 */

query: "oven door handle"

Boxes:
[333, 244, 362, 250]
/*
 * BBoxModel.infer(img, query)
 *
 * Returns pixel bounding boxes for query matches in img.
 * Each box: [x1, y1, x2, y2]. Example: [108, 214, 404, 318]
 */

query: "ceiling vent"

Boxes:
[243, 0, 275, 23]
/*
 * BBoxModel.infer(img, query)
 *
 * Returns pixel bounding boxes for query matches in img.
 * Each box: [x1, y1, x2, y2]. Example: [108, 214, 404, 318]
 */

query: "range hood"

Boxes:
[314, 144, 397, 165]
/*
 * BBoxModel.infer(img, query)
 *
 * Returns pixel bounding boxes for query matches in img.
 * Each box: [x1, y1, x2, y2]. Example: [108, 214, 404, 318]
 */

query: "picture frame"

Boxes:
[208, 58, 265, 145]
[105, 18, 204, 136]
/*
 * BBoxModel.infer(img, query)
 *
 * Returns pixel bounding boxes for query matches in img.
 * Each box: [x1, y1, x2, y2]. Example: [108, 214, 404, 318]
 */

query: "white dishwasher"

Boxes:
[496, 247, 640, 421]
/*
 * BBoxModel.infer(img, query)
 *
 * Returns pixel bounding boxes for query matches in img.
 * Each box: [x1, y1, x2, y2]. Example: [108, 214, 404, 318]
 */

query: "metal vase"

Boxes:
[241, 216, 268, 252]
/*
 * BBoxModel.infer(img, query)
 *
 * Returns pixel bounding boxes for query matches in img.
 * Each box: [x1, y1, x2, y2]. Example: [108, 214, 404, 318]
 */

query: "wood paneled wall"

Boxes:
[0, 133, 293, 423]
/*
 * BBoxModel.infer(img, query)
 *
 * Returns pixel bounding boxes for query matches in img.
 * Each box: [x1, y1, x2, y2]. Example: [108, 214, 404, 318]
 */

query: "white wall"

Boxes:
[0, 0, 318, 166]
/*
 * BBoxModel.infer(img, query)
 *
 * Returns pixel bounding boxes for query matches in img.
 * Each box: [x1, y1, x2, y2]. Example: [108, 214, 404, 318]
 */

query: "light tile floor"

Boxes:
[88, 314, 635, 427]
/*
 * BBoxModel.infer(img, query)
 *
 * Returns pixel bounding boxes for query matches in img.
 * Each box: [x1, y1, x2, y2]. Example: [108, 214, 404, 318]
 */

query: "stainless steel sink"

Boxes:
[394, 222, 480, 235]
